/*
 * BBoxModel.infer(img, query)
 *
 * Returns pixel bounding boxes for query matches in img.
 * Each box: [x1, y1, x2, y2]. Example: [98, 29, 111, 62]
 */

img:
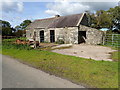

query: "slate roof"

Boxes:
[26, 17, 55, 29]
[26, 13, 84, 29]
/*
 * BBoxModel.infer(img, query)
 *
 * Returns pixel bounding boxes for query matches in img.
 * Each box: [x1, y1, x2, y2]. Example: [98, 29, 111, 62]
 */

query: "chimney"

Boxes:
[55, 15, 60, 18]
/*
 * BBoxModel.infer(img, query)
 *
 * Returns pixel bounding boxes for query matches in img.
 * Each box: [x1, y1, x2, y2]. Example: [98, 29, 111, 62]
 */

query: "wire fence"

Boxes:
[104, 34, 120, 48]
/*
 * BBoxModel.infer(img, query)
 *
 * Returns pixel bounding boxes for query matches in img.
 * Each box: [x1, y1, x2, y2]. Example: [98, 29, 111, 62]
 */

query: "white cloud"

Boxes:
[45, 0, 118, 16]
[45, 1, 90, 16]
[81, 2, 118, 11]
[17, 2, 23, 12]
[1, 0, 24, 13]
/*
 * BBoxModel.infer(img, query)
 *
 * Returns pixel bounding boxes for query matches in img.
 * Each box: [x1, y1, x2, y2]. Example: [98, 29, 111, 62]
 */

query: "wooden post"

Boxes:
[112, 34, 114, 46]
[103, 36, 105, 45]
[103, 32, 106, 45]
[33, 31, 36, 49]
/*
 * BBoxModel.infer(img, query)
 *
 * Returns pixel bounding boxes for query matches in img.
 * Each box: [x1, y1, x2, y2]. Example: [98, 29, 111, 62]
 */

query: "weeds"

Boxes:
[1, 38, 119, 88]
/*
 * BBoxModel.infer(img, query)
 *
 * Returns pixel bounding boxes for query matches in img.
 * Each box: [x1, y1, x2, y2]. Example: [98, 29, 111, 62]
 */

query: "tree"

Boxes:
[15, 25, 22, 31]
[0, 20, 12, 36]
[14, 30, 26, 37]
[90, 10, 113, 29]
[89, 6, 120, 30]
[14, 20, 31, 37]
[0, 20, 11, 27]
[108, 6, 120, 30]
[89, 13, 98, 28]
[20, 20, 32, 30]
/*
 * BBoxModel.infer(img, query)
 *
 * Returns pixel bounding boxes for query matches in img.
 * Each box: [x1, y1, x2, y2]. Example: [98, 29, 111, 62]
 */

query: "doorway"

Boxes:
[78, 31, 86, 44]
[40, 31, 44, 42]
[50, 30, 55, 43]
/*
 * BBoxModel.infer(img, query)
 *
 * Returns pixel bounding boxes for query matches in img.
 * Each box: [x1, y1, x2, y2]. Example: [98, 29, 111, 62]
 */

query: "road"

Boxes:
[2, 55, 85, 88]
[0, 54, 2, 89]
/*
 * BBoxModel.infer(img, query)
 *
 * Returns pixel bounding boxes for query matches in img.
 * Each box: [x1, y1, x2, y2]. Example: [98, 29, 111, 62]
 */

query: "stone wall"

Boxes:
[26, 25, 103, 45]
[47, 27, 78, 44]
[26, 29, 34, 40]
[79, 25, 104, 45]
[26, 28, 46, 42]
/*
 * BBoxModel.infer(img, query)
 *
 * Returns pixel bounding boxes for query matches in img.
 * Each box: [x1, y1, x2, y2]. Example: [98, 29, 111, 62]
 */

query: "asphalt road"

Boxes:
[2, 55, 85, 88]
[0, 54, 2, 89]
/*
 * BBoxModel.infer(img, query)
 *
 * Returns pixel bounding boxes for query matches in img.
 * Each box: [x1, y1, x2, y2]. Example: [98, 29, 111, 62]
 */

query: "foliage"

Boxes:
[90, 10, 113, 29]
[13, 20, 32, 37]
[15, 25, 22, 31]
[3, 37, 26, 42]
[1, 40, 118, 88]
[108, 6, 120, 30]
[0, 20, 11, 27]
[14, 30, 26, 37]
[2, 40, 32, 50]
[0, 19, 31, 36]
[15, 20, 32, 31]
[89, 6, 120, 30]
[111, 51, 119, 61]
[55, 39, 65, 44]
[0, 20, 13, 36]
[2, 27, 13, 36]
[20, 20, 32, 30]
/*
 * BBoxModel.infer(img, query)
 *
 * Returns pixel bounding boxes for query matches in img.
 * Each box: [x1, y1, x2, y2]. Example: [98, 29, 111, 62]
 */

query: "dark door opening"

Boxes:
[50, 30, 55, 43]
[40, 31, 44, 42]
[78, 31, 86, 44]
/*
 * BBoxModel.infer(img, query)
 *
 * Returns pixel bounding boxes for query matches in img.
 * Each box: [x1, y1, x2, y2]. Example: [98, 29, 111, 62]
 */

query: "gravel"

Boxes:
[52, 44, 117, 61]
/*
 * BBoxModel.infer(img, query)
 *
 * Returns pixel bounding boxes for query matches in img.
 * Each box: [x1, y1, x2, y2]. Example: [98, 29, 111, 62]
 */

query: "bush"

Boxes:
[55, 39, 65, 44]
[3, 37, 26, 42]
[2, 41, 32, 50]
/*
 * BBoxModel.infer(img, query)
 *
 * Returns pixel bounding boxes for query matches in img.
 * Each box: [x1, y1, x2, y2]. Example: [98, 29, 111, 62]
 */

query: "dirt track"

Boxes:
[52, 44, 117, 61]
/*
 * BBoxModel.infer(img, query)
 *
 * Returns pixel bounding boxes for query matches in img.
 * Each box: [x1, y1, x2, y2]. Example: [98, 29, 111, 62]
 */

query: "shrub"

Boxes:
[2, 41, 32, 50]
[55, 39, 65, 44]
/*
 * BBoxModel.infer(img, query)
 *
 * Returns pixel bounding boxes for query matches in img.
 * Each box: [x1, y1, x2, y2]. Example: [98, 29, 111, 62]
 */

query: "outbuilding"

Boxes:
[26, 13, 104, 45]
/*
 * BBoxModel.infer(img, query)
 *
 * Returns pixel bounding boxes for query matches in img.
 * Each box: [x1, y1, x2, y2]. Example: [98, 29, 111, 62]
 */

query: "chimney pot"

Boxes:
[55, 15, 60, 18]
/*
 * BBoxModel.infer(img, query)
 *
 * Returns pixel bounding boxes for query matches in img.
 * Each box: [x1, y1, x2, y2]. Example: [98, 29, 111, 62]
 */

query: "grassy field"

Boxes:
[101, 45, 119, 62]
[1, 40, 119, 88]
[111, 51, 119, 61]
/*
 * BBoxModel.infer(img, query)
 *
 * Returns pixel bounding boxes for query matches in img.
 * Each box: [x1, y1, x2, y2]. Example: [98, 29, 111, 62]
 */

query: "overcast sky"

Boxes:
[0, 0, 119, 27]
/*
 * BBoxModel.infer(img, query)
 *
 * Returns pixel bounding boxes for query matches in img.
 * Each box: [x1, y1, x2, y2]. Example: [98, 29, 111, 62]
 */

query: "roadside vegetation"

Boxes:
[101, 45, 119, 62]
[1, 39, 118, 88]
[111, 51, 119, 62]
[110, 46, 119, 62]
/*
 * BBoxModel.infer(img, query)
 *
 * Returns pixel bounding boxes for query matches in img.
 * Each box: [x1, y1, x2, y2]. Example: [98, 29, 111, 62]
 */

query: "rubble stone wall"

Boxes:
[26, 25, 104, 45]
[79, 25, 104, 45]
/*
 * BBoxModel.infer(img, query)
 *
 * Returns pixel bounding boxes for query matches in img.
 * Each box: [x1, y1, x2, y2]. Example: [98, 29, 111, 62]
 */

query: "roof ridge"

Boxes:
[35, 17, 55, 21]
[60, 13, 84, 17]
[35, 13, 84, 21]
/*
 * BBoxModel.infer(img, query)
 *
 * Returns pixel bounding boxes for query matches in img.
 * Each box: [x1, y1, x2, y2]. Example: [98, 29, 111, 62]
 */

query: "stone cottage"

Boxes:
[26, 13, 104, 45]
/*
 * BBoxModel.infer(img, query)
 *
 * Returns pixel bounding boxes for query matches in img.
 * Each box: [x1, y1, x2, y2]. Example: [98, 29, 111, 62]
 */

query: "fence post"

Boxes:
[112, 34, 114, 46]
[103, 35, 105, 45]
[103, 32, 106, 45]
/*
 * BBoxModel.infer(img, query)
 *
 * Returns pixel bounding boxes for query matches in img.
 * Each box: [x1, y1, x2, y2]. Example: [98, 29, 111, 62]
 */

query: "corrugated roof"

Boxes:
[26, 13, 84, 29]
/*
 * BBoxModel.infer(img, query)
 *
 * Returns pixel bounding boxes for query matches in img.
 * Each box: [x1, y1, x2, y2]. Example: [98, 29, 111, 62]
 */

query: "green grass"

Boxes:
[1, 40, 118, 88]
[39, 46, 72, 51]
[102, 45, 119, 61]
[3, 37, 26, 42]
[111, 51, 120, 61]
[105, 34, 120, 48]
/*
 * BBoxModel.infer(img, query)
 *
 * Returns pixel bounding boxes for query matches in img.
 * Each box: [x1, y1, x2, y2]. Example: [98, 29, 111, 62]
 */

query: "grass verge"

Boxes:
[1, 41, 119, 88]
[102, 45, 119, 61]
[111, 51, 120, 61]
